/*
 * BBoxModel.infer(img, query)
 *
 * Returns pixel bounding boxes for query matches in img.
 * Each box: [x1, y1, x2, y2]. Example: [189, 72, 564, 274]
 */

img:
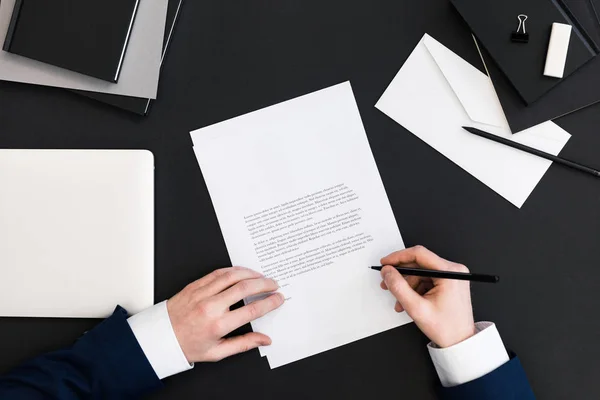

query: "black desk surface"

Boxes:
[1, 0, 599, 399]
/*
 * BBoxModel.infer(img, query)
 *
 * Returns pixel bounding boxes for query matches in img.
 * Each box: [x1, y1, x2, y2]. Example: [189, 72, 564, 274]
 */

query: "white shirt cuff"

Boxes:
[427, 321, 509, 387]
[127, 300, 194, 379]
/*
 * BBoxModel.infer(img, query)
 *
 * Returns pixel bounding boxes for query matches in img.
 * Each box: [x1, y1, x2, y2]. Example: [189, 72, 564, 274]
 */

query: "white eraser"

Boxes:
[544, 22, 572, 78]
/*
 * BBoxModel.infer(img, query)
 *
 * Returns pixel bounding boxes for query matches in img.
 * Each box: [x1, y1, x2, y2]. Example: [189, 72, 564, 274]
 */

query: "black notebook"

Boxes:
[73, 0, 184, 115]
[3, 0, 140, 83]
[451, 0, 599, 105]
[476, 0, 600, 133]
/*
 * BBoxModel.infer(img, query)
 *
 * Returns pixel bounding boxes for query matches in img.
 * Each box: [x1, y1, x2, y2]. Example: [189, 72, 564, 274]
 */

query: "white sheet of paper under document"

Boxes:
[191, 82, 412, 368]
[0, 0, 166, 99]
[375, 34, 571, 208]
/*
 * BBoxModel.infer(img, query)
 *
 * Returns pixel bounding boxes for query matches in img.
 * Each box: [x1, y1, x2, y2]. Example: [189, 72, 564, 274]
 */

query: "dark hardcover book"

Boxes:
[476, 0, 600, 133]
[564, 0, 600, 45]
[451, 0, 599, 105]
[73, 0, 184, 115]
[3, 0, 140, 83]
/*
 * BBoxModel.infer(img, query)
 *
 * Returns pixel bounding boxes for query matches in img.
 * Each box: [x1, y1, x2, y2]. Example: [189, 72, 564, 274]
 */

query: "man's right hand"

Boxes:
[380, 246, 476, 348]
[167, 267, 284, 363]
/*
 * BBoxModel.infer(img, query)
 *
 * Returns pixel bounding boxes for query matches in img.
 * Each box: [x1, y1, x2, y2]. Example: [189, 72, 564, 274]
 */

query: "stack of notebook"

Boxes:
[0, 0, 184, 115]
[450, 0, 600, 132]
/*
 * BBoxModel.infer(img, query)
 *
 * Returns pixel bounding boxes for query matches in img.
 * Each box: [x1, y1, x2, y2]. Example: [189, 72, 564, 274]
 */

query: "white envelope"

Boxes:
[376, 34, 571, 208]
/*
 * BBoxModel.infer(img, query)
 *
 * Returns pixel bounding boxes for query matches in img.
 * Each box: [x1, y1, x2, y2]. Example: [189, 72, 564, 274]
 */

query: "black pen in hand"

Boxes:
[370, 266, 499, 283]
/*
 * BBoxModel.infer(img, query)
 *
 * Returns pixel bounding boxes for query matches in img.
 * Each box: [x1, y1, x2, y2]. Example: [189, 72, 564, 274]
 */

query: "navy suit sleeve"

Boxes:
[0, 306, 162, 400]
[439, 355, 535, 400]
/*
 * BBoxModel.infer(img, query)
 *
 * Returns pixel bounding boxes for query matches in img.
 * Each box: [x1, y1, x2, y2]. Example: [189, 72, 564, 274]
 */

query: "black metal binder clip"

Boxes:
[511, 14, 529, 43]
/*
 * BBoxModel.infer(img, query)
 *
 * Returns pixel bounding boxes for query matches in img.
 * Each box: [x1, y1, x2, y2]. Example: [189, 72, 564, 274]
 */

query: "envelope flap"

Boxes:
[423, 34, 506, 128]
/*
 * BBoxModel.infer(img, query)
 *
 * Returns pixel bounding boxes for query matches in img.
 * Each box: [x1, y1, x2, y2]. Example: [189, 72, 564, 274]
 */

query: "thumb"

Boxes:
[382, 266, 426, 317]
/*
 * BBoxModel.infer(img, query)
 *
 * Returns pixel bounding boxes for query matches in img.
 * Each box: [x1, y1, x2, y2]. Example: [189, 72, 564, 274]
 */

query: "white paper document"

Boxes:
[191, 82, 411, 368]
[0, 0, 167, 99]
[376, 34, 571, 208]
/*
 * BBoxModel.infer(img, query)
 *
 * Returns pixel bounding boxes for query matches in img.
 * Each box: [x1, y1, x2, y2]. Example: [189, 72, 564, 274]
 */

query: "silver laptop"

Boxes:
[0, 150, 154, 318]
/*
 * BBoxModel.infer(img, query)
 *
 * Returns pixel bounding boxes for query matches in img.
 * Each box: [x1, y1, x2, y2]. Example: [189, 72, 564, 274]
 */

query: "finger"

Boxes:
[394, 301, 404, 313]
[382, 265, 427, 317]
[382, 262, 421, 269]
[379, 265, 424, 291]
[209, 332, 272, 361]
[199, 267, 264, 298]
[381, 246, 448, 271]
[219, 293, 284, 335]
[214, 277, 279, 307]
[188, 267, 250, 291]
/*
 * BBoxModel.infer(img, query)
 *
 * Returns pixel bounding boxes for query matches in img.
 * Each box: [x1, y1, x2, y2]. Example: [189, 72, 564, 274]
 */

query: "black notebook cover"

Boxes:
[477, 0, 600, 133]
[73, 0, 184, 116]
[565, 0, 600, 45]
[451, 0, 599, 105]
[3, 0, 140, 83]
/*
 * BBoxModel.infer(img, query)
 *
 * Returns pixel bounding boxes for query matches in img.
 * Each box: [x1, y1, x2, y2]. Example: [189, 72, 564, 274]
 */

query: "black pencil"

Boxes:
[370, 266, 499, 283]
[463, 126, 600, 178]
